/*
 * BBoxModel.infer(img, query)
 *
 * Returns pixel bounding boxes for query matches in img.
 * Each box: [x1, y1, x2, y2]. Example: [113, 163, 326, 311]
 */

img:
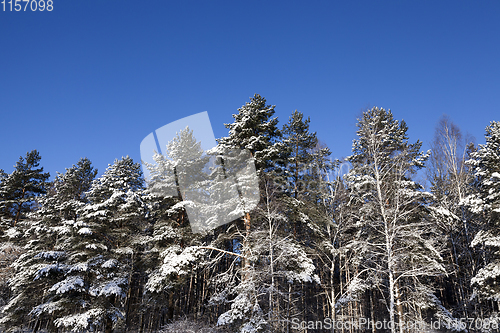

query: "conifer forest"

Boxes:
[1, 94, 500, 333]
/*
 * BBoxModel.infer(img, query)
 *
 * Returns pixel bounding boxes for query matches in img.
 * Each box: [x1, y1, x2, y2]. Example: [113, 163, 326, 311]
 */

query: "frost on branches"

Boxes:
[342, 107, 447, 333]
[465, 121, 500, 305]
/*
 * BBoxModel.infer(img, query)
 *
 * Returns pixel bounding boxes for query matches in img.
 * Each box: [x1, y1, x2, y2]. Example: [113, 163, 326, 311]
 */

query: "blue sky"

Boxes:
[1, 1, 499, 179]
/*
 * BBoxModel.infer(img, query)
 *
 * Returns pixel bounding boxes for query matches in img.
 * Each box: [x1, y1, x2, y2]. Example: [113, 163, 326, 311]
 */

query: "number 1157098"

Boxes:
[2, 0, 53, 11]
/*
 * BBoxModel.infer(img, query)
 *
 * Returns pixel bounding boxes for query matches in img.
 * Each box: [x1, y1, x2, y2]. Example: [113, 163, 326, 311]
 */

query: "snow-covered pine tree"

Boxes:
[0, 152, 50, 330]
[0, 150, 50, 226]
[26, 156, 147, 333]
[0, 158, 98, 332]
[218, 94, 281, 174]
[216, 94, 281, 272]
[38, 157, 98, 222]
[0, 169, 6, 205]
[280, 110, 327, 198]
[342, 107, 447, 332]
[211, 105, 329, 333]
[463, 121, 500, 320]
[142, 127, 214, 326]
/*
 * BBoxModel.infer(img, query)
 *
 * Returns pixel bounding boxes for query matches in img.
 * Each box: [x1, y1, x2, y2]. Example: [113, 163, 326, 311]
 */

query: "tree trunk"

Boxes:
[242, 212, 251, 280]
[395, 282, 404, 333]
[105, 317, 113, 333]
[370, 290, 376, 333]
[13, 187, 26, 226]
[388, 271, 396, 333]
[167, 291, 175, 322]
[32, 318, 41, 333]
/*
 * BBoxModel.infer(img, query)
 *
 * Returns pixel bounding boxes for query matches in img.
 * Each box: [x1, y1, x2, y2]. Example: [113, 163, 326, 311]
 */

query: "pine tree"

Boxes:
[0, 169, 6, 194]
[38, 157, 98, 222]
[342, 107, 447, 332]
[142, 127, 211, 327]
[212, 105, 325, 333]
[212, 176, 320, 333]
[0, 158, 98, 332]
[0, 150, 50, 225]
[279, 110, 332, 241]
[216, 94, 281, 275]
[280, 110, 322, 198]
[218, 94, 281, 174]
[28, 156, 147, 333]
[463, 121, 500, 318]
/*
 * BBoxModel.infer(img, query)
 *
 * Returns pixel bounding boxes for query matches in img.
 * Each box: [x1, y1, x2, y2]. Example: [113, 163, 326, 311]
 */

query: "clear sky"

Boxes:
[1, 1, 499, 179]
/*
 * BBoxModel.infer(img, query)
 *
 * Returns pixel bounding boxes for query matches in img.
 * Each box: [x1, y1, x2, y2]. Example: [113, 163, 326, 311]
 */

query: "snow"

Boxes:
[34, 251, 65, 260]
[472, 263, 500, 292]
[113, 247, 133, 255]
[52, 225, 72, 235]
[78, 227, 92, 235]
[30, 299, 64, 316]
[89, 277, 127, 298]
[217, 294, 253, 326]
[153, 225, 179, 241]
[159, 246, 204, 277]
[86, 243, 108, 251]
[101, 259, 118, 268]
[68, 262, 88, 273]
[34, 264, 64, 280]
[336, 276, 368, 307]
[49, 276, 84, 294]
[4, 227, 21, 238]
[54, 308, 105, 330]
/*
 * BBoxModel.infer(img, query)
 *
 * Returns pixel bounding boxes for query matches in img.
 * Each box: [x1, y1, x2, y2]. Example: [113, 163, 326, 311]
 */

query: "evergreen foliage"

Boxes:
[218, 94, 281, 173]
[343, 107, 447, 332]
[465, 121, 500, 318]
[0, 150, 50, 225]
[1, 98, 499, 333]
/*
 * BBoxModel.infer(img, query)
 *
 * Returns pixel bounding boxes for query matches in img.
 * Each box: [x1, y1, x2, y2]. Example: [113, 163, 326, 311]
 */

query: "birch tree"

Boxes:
[342, 107, 447, 332]
[427, 116, 477, 318]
